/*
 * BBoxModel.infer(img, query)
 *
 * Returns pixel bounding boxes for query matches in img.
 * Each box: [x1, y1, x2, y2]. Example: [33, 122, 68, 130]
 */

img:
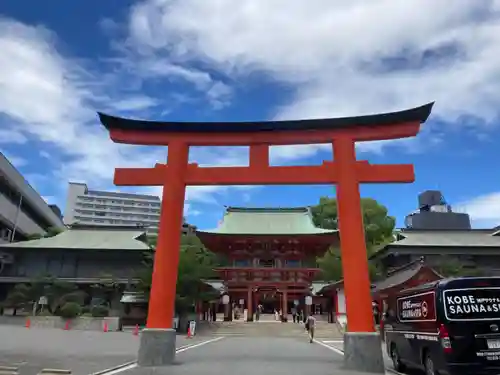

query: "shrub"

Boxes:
[91, 305, 109, 318]
[81, 306, 91, 314]
[59, 302, 82, 319]
[60, 291, 87, 306]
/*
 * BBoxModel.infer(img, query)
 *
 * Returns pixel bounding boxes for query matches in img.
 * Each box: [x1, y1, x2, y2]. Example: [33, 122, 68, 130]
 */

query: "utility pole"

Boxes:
[10, 194, 23, 242]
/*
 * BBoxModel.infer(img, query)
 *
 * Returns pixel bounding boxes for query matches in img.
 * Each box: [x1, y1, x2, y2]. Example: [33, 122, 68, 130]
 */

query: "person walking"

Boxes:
[305, 314, 317, 343]
[255, 304, 263, 321]
[291, 306, 297, 323]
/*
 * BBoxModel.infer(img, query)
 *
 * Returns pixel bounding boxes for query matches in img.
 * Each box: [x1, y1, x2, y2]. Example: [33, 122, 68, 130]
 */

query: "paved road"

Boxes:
[120, 336, 361, 375]
[316, 339, 403, 375]
[0, 326, 205, 375]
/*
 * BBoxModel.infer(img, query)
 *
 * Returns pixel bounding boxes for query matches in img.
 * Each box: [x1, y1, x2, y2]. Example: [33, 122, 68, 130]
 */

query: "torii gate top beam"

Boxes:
[98, 103, 434, 146]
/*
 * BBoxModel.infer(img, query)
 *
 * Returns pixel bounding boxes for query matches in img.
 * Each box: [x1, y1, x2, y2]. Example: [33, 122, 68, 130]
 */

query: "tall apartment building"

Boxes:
[0, 152, 65, 243]
[64, 182, 196, 235]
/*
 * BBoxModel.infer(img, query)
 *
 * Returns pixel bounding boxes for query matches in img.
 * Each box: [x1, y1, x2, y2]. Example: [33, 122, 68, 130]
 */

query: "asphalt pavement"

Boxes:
[119, 336, 360, 375]
[0, 325, 206, 375]
[0, 325, 398, 375]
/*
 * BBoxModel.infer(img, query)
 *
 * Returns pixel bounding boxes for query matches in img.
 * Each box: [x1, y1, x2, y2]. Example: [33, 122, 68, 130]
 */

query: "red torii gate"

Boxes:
[99, 102, 433, 372]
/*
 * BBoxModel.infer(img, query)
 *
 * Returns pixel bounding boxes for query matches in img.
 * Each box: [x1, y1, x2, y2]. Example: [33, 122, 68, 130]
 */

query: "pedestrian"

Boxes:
[212, 307, 217, 322]
[305, 313, 317, 343]
[372, 301, 380, 325]
[291, 306, 297, 323]
[255, 304, 262, 321]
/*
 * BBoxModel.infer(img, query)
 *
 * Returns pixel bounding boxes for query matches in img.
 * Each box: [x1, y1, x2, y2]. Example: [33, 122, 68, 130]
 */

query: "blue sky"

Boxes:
[1, 1, 500, 230]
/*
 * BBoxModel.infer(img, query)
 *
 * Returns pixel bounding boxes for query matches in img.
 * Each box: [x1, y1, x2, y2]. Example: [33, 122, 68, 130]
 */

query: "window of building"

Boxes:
[95, 212, 106, 217]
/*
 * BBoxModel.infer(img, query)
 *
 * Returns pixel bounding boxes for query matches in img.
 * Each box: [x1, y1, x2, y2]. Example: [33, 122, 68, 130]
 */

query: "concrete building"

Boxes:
[64, 182, 196, 235]
[0, 152, 65, 243]
[404, 190, 471, 230]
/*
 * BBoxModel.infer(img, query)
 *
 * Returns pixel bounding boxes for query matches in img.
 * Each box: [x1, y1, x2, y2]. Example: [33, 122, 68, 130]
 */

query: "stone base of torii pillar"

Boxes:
[343, 332, 385, 374]
[137, 329, 177, 367]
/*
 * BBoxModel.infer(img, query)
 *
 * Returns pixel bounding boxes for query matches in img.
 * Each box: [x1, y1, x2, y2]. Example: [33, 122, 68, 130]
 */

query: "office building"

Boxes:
[64, 182, 196, 235]
[0, 152, 65, 243]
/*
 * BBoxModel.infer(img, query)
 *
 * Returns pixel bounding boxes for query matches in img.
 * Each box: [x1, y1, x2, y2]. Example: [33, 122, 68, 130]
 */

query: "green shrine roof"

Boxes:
[0, 226, 150, 251]
[197, 207, 337, 236]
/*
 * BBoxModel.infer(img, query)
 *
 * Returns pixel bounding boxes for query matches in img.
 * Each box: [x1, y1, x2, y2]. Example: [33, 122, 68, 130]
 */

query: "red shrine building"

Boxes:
[196, 207, 339, 321]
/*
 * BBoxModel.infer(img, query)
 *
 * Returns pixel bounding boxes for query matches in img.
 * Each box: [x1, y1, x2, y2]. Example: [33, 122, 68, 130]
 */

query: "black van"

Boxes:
[384, 277, 500, 375]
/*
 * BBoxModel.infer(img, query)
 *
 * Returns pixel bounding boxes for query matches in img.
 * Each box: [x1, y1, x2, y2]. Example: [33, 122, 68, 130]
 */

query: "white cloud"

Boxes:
[5, 1, 500, 218]
[458, 192, 500, 228]
[127, 0, 500, 154]
[0, 17, 248, 211]
[107, 96, 160, 112]
[0, 128, 27, 144]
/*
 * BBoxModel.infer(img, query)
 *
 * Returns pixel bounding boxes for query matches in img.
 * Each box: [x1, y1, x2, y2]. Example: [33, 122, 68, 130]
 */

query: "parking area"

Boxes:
[0, 326, 207, 375]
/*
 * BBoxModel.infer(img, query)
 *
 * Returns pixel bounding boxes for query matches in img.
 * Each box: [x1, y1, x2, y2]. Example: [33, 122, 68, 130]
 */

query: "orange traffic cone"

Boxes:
[133, 324, 139, 336]
[186, 325, 192, 339]
[25, 317, 31, 329]
[64, 320, 70, 330]
[103, 321, 108, 333]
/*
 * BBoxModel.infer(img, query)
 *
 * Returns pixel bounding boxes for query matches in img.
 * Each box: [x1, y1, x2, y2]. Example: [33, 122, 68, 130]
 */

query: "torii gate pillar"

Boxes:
[99, 102, 434, 372]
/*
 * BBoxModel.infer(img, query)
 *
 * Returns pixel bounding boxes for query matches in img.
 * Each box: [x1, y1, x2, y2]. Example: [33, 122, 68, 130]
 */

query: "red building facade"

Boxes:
[197, 207, 338, 321]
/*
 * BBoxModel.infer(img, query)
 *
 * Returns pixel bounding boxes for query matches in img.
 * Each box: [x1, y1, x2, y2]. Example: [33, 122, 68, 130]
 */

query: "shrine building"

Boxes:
[196, 207, 338, 321]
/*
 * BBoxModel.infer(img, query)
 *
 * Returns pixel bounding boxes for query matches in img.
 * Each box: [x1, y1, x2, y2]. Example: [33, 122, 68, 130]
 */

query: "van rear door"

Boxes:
[442, 282, 500, 364]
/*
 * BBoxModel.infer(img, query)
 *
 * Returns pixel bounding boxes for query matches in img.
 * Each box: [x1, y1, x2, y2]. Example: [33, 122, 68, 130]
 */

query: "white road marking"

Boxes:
[321, 340, 343, 343]
[313, 339, 345, 356]
[175, 336, 224, 353]
[90, 336, 225, 375]
[315, 340, 405, 375]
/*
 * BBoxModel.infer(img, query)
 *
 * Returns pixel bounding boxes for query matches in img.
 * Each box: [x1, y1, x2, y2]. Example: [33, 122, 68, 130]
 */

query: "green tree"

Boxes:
[2, 275, 83, 315]
[435, 256, 486, 278]
[90, 273, 122, 308]
[1, 283, 33, 314]
[311, 197, 395, 281]
[135, 235, 219, 314]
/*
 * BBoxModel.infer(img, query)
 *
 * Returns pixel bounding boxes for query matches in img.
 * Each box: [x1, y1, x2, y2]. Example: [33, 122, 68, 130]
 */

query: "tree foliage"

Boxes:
[434, 256, 486, 278]
[135, 235, 219, 314]
[2, 275, 86, 315]
[90, 273, 122, 308]
[311, 197, 395, 282]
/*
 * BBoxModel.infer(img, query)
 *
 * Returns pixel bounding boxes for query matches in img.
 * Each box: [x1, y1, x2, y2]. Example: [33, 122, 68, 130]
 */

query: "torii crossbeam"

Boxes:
[99, 102, 434, 372]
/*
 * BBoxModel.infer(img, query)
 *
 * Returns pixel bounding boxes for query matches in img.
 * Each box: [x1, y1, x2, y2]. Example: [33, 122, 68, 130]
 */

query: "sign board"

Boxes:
[305, 296, 312, 306]
[38, 296, 48, 305]
[189, 320, 196, 336]
[397, 291, 436, 322]
[222, 295, 230, 305]
[444, 288, 500, 321]
[239, 299, 244, 305]
[294, 300, 299, 306]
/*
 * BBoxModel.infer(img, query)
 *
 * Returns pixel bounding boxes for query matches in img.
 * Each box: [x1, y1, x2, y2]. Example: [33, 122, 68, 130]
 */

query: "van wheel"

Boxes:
[424, 353, 437, 375]
[390, 344, 405, 372]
